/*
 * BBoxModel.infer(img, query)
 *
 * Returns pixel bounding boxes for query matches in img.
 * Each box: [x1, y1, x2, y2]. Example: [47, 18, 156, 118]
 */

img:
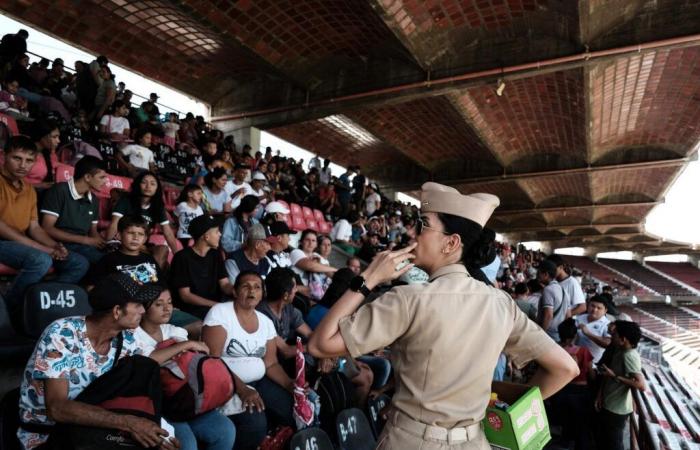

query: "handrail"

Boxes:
[25, 50, 187, 116]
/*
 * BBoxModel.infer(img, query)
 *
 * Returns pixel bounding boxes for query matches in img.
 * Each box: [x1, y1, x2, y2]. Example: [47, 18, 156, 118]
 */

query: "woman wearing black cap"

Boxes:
[310, 182, 579, 449]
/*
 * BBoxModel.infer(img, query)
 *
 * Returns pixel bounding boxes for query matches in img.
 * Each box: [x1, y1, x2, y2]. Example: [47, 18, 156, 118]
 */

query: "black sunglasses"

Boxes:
[415, 217, 451, 236]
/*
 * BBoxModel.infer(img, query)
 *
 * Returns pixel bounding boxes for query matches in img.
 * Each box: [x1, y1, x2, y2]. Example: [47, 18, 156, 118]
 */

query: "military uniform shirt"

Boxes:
[339, 264, 558, 428]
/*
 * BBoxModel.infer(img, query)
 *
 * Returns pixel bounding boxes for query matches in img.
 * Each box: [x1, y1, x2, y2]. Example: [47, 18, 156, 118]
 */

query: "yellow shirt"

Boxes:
[0, 170, 38, 233]
[339, 264, 558, 428]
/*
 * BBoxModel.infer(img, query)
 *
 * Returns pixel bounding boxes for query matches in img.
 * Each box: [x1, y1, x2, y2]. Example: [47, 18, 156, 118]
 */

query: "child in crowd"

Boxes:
[117, 128, 157, 176]
[135, 285, 236, 450]
[549, 318, 593, 449]
[0, 77, 30, 119]
[162, 112, 180, 148]
[91, 214, 202, 338]
[175, 184, 204, 248]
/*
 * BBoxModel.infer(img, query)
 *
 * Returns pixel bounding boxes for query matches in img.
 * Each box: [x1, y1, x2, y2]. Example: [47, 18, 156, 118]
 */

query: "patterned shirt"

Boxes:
[18, 317, 141, 449]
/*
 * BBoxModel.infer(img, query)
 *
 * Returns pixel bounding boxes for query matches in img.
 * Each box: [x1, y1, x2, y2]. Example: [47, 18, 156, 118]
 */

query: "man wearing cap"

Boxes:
[224, 223, 272, 283]
[263, 201, 289, 225]
[224, 162, 253, 210]
[310, 182, 578, 449]
[547, 254, 587, 316]
[148, 92, 160, 117]
[169, 215, 234, 319]
[537, 259, 570, 341]
[265, 221, 293, 270]
[574, 294, 612, 363]
[249, 171, 268, 208]
[17, 274, 178, 450]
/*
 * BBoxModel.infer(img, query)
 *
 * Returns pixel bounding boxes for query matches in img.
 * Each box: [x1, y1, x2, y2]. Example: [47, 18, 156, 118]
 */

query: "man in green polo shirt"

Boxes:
[40, 155, 108, 264]
[595, 320, 646, 450]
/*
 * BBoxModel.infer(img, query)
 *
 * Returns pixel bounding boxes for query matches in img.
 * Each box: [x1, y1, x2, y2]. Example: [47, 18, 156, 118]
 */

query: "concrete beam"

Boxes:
[493, 201, 661, 216]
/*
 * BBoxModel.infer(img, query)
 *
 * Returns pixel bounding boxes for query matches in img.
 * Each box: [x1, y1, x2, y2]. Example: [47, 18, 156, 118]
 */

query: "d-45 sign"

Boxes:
[40, 290, 76, 309]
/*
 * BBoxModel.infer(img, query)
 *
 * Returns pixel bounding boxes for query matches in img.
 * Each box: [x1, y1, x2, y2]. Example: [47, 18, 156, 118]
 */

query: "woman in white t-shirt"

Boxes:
[202, 271, 297, 450]
[290, 229, 337, 301]
[117, 128, 157, 176]
[99, 100, 130, 142]
[134, 287, 235, 450]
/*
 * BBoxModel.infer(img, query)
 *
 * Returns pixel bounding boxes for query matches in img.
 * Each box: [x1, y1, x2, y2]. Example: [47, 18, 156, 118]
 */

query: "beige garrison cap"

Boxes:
[420, 182, 500, 227]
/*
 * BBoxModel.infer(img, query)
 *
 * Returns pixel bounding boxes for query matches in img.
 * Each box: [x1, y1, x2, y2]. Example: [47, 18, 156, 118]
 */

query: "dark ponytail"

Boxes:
[437, 213, 495, 286]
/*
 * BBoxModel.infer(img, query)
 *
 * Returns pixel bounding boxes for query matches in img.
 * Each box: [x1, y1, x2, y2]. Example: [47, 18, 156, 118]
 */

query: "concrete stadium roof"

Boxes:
[5, 0, 700, 254]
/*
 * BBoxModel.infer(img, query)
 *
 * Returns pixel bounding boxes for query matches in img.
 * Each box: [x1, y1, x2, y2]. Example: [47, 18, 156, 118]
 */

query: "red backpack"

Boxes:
[158, 339, 235, 421]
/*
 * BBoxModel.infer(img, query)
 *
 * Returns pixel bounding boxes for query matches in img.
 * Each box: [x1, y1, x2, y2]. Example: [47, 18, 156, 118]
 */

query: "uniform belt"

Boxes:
[391, 409, 482, 444]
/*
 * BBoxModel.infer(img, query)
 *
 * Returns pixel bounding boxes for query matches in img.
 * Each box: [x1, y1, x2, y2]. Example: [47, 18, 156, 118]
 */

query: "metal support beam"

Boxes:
[499, 222, 641, 233]
[212, 33, 700, 125]
[384, 156, 692, 191]
[493, 201, 660, 216]
[542, 232, 644, 241]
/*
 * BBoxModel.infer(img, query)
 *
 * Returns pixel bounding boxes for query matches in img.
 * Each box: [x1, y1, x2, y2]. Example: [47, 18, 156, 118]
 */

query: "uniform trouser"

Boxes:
[377, 409, 490, 450]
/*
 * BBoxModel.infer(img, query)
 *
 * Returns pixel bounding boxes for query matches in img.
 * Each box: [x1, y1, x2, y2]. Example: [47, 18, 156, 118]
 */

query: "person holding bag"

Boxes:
[17, 273, 179, 450]
[134, 285, 236, 450]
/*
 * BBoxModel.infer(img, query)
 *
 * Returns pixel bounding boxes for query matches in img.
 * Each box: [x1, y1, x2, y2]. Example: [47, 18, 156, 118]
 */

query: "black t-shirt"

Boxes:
[90, 251, 162, 285]
[169, 247, 227, 319]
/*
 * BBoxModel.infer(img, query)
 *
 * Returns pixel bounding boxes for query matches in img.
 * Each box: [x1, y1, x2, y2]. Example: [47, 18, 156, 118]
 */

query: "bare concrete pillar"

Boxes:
[229, 127, 261, 156]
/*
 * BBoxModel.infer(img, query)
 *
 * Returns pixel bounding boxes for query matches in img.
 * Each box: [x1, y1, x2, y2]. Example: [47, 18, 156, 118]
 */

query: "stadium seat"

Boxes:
[0, 113, 19, 136]
[291, 215, 307, 232]
[163, 186, 180, 212]
[313, 209, 325, 223]
[289, 427, 334, 450]
[318, 221, 332, 235]
[97, 197, 113, 231]
[54, 162, 73, 183]
[290, 203, 303, 217]
[0, 388, 21, 450]
[0, 264, 18, 276]
[336, 408, 376, 450]
[23, 283, 91, 339]
[0, 295, 35, 361]
[306, 219, 319, 232]
[367, 394, 390, 439]
[302, 206, 314, 220]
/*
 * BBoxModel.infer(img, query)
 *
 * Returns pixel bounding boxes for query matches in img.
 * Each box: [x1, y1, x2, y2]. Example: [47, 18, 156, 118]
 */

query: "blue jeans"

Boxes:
[172, 410, 236, 450]
[63, 242, 105, 265]
[493, 353, 507, 381]
[228, 376, 295, 450]
[358, 356, 392, 389]
[0, 240, 89, 316]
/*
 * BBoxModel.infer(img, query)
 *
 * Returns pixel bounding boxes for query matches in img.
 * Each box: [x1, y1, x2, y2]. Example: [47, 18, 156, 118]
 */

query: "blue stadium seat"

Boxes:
[336, 408, 376, 450]
[289, 427, 334, 450]
[23, 283, 90, 339]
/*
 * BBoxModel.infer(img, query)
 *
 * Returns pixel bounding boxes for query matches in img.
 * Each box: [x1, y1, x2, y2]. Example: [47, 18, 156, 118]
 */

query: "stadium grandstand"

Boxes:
[1, 1, 700, 450]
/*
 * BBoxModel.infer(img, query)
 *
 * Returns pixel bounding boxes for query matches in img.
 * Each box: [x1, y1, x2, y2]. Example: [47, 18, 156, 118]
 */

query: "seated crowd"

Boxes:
[1, 30, 645, 450]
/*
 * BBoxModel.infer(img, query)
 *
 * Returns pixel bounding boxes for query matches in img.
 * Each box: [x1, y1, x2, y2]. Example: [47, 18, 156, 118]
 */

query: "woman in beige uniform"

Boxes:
[309, 182, 579, 449]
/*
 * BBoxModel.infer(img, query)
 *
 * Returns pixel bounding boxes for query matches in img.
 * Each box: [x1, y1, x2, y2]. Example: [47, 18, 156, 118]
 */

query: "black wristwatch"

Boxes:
[349, 275, 371, 297]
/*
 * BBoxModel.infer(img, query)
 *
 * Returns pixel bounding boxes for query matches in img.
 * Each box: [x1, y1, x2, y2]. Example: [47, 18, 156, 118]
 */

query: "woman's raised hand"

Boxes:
[362, 242, 416, 289]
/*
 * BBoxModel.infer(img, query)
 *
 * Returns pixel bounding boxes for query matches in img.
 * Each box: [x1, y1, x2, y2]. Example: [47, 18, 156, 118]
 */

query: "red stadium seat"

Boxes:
[313, 209, 325, 222]
[318, 221, 332, 234]
[302, 206, 314, 219]
[0, 113, 19, 136]
[0, 264, 18, 276]
[163, 186, 180, 212]
[290, 203, 302, 216]
[291, 215, 306, 232]
[97, 197, 113, 231]
[53, 163, 132, 199]
[306, 219, 318, 232]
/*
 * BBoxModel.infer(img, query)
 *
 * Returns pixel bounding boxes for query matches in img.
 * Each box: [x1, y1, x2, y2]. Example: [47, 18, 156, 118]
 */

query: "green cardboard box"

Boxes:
[482, 381, 550, 450]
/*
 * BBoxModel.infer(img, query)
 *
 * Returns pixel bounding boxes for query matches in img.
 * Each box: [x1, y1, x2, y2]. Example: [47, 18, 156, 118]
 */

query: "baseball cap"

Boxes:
[150, 92, 159, 99]
[234, 162, 250, 170]
[269, 221, 293, 236]
[252, 172, 267, 181]
[188, 215, 219, 241]
[265, 201, 290, 215]
[89, 273, 162, 311]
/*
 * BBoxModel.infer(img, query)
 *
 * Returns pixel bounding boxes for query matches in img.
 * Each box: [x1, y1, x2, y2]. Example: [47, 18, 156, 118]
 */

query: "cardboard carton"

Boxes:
[482, 381, 550, 450]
